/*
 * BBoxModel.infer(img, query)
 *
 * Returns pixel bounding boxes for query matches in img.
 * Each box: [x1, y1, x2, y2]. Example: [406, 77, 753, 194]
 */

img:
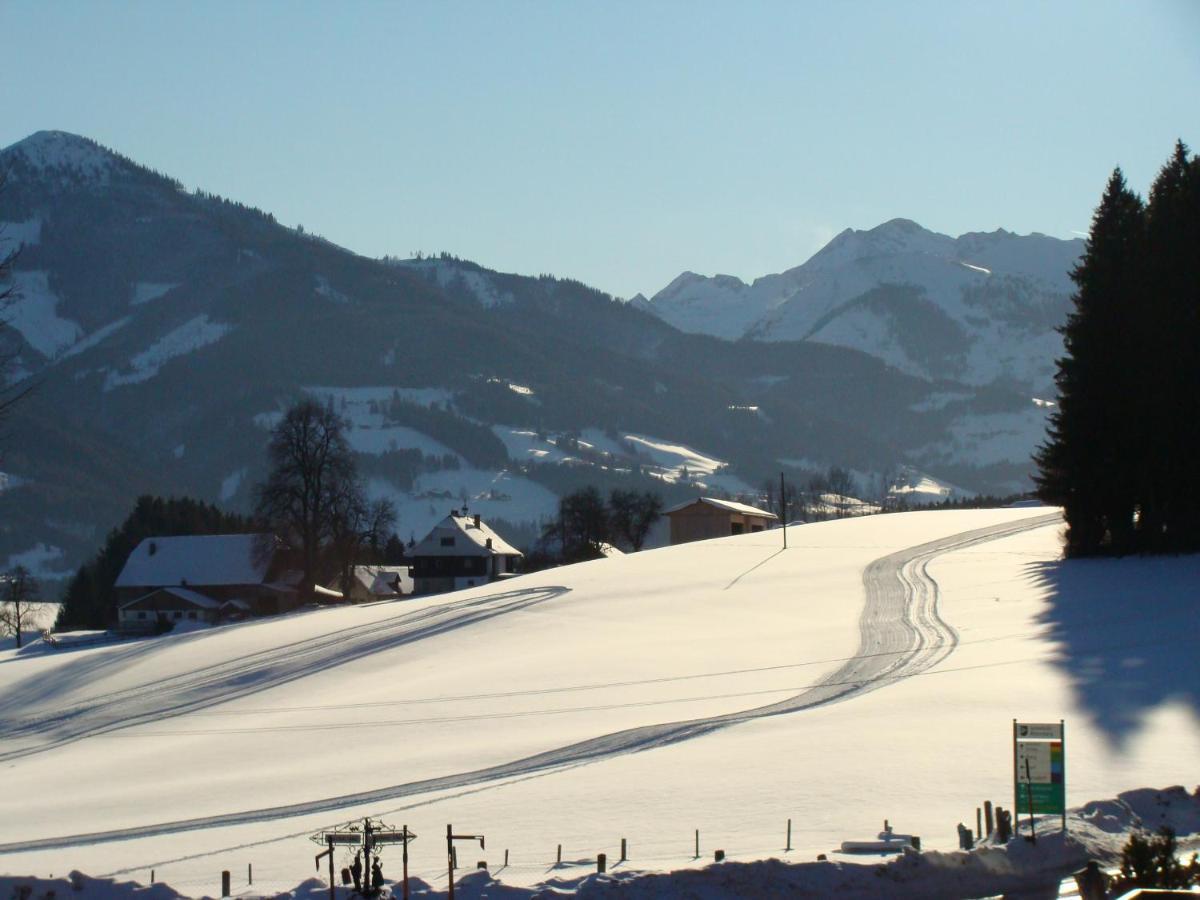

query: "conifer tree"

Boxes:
[1036, 169, 1145, 555]
[1142, 141, 1200, 550]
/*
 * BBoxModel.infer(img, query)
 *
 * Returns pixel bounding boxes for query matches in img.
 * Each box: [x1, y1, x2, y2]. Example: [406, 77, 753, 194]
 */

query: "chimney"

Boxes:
[486, 538, 493, 549]
[474, 514, 481, 528]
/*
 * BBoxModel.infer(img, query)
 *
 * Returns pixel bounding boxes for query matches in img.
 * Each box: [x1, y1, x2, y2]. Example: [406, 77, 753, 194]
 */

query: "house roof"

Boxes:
[119, 586, 221, 611]
[411, 513, 523, 558]
[663, 497, 778, 519]
[116, 534, 279, 588]
[351, 565, 413, 595]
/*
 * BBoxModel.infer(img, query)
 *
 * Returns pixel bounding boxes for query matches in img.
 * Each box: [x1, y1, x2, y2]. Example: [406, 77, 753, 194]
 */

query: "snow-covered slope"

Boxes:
[640, 219, 1083, 391]
[1, 508, 1196, 897]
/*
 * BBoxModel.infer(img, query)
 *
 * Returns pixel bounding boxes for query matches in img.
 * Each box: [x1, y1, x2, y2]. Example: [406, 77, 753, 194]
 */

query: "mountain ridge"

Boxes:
[0, 132, 1055, 579]
[639, 218, 1083, 391]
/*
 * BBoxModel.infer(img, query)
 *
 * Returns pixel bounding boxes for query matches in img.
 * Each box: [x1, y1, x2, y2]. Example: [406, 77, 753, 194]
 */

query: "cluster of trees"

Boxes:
[536, 487, 664, 564]
[57, 496, 257, 629]
[1036, 142, 1200, 555]
[762, 466, 866, 522]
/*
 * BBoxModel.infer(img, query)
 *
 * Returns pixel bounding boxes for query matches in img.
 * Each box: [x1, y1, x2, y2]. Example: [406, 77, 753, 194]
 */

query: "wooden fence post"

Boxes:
[786, 818, 792, 851]
[984, 800, 994, 837]
[557, 844, 562, 864]
[694, 830, 699, 859]
[221, 871, 230, 898]
[620, 838, 626, 862]
[597, 853, 607, 873]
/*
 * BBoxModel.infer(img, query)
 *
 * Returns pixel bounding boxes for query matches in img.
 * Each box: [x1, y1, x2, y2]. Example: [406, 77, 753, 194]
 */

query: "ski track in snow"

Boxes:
[0, 513, 1060, 855]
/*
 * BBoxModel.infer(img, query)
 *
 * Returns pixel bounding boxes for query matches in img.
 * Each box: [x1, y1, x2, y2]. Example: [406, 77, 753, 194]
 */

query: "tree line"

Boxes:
[531, 486, 664, 566]
[1036, 141, 1200, 555]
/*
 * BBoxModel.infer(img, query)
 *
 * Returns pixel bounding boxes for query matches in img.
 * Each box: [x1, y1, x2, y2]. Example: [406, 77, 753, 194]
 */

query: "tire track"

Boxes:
[0, 586, 568, 762]
[0, 513, 1060, 855]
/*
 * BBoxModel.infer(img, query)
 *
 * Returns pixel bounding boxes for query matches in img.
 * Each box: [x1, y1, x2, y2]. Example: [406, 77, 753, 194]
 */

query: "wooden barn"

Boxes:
[663, 497, 777, 545]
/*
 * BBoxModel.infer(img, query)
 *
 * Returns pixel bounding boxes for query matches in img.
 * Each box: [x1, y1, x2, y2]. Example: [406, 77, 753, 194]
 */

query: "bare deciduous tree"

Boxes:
[1, 565, 41, 649]
[255, 400, 362, 597]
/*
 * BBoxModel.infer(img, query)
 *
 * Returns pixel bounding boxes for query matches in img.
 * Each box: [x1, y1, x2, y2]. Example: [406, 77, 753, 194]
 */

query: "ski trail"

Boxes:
[0, 513, 1060, 854]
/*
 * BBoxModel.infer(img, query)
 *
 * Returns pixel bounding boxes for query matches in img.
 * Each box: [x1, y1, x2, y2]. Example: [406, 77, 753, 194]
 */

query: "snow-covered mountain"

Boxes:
[0, 133, 1062, 579]
[636, 219, 1083, 392]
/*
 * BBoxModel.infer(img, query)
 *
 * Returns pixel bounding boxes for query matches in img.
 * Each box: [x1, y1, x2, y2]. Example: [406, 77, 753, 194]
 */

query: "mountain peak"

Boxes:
[805, 218, 953, 269]
[3, 130, 118, 181]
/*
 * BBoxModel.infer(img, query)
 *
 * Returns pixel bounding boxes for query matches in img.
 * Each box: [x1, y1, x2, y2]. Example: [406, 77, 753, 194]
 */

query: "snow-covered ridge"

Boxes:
[638, 218, 1083, 390]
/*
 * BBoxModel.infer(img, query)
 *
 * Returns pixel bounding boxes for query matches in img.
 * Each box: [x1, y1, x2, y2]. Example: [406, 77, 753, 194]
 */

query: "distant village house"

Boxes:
[664, 497, 777, 545]
[411, 510, 522, 595]
[331, 565, 414, 603]
[115, 533, 301, 631]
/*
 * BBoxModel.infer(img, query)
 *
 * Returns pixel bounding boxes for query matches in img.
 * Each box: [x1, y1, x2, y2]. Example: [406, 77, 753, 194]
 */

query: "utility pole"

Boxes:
[446, 824, 484, 900]
[780, 471, 788, 549]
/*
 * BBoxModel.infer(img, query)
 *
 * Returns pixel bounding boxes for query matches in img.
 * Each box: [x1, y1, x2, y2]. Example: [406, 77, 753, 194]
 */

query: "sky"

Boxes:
[2, 0, 1198, 299]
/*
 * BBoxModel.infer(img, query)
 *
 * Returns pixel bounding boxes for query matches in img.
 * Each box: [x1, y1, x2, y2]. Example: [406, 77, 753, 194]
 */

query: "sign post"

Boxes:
[1012, 720, 1066, 839]
[311, 818, 416, 899]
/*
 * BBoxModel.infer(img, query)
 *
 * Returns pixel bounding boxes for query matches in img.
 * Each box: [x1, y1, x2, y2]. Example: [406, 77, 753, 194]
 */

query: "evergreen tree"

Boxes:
[1037, 142, 1199, 555]
[1036, 169, 1145, 555]
[1143, 141, 1200, 550]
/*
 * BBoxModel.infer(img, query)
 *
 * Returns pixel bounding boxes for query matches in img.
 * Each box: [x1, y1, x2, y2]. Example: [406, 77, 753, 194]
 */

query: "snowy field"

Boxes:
[0, 507, 1197, 898]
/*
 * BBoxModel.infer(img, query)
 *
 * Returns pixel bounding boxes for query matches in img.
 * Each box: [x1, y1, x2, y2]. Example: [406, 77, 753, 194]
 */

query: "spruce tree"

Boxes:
[1143, 141, 1200, 551]
[1036, 169, 1145, 555]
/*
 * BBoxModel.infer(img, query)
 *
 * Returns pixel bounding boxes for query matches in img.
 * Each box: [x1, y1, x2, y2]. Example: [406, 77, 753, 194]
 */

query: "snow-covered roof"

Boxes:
[119, 586, 221, 611]
[115, 534, 278, 588]
[663, 497, 778, 519]
[411, 513, 523, 558]
[351, 565, 413, 596]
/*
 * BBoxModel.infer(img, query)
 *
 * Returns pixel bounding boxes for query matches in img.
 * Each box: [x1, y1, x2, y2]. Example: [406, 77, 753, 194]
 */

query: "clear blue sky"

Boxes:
[2, 0, 1197, 298]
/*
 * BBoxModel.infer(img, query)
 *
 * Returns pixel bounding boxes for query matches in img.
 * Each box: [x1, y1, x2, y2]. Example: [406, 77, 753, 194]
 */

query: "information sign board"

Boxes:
[1013, 720, 1067, 832]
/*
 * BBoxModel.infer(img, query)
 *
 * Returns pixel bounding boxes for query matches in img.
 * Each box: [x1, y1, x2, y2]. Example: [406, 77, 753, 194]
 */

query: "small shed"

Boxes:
[339, 565, 413, 603]
[118, 587, 221, 632]
[663, 497, 778, 545]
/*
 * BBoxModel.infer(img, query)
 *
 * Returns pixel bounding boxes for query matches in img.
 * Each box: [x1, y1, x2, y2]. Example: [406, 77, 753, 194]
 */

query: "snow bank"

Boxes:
[13, 786, 1197, 898]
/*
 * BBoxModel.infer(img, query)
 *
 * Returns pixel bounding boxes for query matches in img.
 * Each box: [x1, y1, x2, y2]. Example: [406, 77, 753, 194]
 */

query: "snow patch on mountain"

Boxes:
[915, 403, 1053, 469]
[0, 218, 42, 248]
[313, 275, 348, 304]
[368, 467, 558, 540]
[399, 260, 514, 308]
[4, 542, 72, 580]
[5, 271, 83, 358]
[131, 282, 180, 306]
[4, 131, 117, 182]
[219, 468, 246, 503]
[60, 316, 132, 360]
[103, 315, 232, 390]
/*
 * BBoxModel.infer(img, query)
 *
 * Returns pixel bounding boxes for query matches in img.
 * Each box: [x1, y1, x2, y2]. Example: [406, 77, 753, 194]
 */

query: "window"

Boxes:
[731, 522, 745, 535]
[137, 611, 147, 620]
[440, 536, 455, 547]
[187, 611, 197, 620]
[174, 611, 183, 619]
